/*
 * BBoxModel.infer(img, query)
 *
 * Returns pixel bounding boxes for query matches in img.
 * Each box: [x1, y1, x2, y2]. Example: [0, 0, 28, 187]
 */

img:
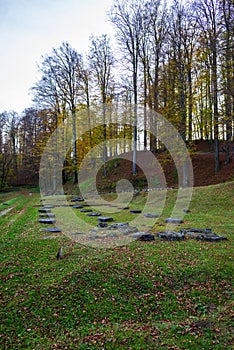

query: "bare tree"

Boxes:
[0, 143, 12, 190]
[0, 113, 11, 189]
[168, 1, 188, 141]
[0, 111, 19, 188]
[33, 42, 84, 184]
[143, 0, 169, 151]
[109, 0, 146, 175]
[0, 113, 5, 155]
[6, 111, 19, 176]
[219, 0, 234, 164]
[88, 34, 115, 175]
[88, 34, 115, 105]
[18, 108, 47, 181]
[193, 0, 221, 172]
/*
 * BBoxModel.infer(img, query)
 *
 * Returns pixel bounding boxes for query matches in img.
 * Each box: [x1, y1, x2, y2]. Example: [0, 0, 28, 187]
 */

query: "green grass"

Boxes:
[0, 183, 233, 349]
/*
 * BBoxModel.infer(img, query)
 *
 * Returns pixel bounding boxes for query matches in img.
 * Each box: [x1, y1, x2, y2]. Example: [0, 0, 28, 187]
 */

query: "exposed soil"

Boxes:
[96, 140, 234, 191]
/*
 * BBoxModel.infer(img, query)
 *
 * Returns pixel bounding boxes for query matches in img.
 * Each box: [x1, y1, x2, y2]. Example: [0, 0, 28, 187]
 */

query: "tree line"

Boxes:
[0, 0, 233, 189]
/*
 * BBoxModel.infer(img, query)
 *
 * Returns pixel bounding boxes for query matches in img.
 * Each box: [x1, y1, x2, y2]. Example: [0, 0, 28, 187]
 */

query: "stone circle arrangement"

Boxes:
[38, 195, 228, 243]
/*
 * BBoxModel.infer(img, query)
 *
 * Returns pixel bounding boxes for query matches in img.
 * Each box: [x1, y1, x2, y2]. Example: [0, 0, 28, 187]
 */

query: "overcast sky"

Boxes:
[0, 0, 114, 113]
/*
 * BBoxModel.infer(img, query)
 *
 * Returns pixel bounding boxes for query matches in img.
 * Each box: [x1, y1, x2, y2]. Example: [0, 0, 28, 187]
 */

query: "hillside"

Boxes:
[96, 141, 234, 192]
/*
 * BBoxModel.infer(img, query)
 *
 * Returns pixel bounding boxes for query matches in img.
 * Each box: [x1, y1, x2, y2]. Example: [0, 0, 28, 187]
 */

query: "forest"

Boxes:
[1, 2, 234, 348]
[0, 0, 233, 190]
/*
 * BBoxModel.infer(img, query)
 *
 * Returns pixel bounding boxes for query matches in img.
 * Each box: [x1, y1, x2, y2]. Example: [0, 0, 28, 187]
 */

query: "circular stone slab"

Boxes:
[80, 209, 93, 213]
[72, 205, 83, 209]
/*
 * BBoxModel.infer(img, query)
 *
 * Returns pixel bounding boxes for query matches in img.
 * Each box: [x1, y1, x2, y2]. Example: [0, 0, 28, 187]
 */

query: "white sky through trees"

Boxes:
[0, 0, 114, 113]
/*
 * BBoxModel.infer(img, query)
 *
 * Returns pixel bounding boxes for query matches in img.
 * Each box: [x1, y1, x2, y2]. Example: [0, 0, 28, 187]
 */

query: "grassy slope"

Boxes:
[0, 183, 233, 349]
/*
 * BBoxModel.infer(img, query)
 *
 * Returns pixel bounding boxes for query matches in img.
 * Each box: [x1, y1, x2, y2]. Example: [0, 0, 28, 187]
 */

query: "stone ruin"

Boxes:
[37, 197, 228, 243]
[157, 228, 227, 242]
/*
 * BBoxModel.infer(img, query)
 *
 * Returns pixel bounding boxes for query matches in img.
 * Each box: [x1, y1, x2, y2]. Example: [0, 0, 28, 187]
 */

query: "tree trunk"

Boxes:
[224, 17, 232, 164]
[212, 50, 220, 172]
[188, 67, 193, 140]
[179, 67, 187, 141]
[151, 57, 159, 153]
[132, 64, 138, 176]
[143, 63, 147, 150]
[72, 108, 78, 184]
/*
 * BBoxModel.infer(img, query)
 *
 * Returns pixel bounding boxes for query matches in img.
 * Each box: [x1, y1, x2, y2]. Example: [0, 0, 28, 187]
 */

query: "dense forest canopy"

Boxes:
[0, 0, 233, 189]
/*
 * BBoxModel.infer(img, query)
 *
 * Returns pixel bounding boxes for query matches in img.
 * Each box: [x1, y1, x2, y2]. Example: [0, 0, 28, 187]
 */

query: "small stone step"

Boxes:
[98, 217, 114, 223]
[144, 214, 159, 218]
[38, 218, 56, 224]
[41, 227, 62, 233]
[165, 218, 183, 224]
[130, 209, 142, 214]
[86, 212, 101, 216]
[71, 197, 84, 202]
[38, 208, 51, 213]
